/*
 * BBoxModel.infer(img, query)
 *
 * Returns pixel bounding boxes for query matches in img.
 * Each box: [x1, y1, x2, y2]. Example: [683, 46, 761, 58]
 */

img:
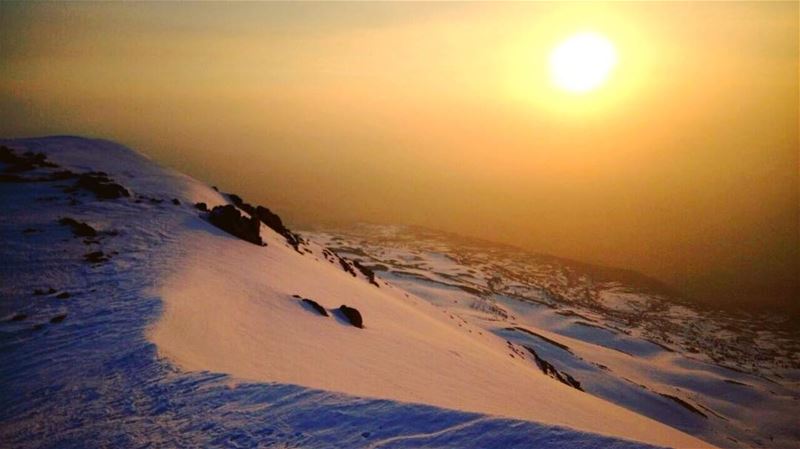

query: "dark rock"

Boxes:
[75, 172, 129, 199]
[0, 146, 18, 164]
[0, 173, 26, 182]
[56, 292, 70, 299]
[50, 314, 67, 324]
[561, 372, 582, 391]
[10, 313, 27, 321]
[172, 198, 181, 205]
[59, 217, 97, 237]
[368, 263, 389, 272]
[353, 260, 379, 287]
[0, 146, 58, 172]
[228, 193, 246, 209]
[302, 298, 329, 317]
[361, 432, 371, 438]
[225, 192, 305, 251]
[523, 345, 583, 391]
[33, 287, 57, 296]
[84, 251, 110, 263]
[254, 205, 288, 234]
[194, 202, 208, 212]
[338, 305, 363, 328]
[22, 228, 38, 234]
[50, 170, 76, 180]
[338, 257, 357, 277]
[208, 205, 264, 246]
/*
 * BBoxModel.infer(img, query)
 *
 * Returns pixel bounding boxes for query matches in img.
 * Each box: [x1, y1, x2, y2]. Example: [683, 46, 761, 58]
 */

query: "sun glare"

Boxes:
[549, 32, 618, 94]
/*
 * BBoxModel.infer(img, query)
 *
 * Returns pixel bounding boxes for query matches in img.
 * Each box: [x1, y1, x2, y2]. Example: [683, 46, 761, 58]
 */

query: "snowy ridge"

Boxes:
[0, 136, 725, 448]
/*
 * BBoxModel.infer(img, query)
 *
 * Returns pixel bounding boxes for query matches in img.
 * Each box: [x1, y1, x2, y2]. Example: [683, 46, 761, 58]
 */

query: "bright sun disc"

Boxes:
[549, 32, 617, 94]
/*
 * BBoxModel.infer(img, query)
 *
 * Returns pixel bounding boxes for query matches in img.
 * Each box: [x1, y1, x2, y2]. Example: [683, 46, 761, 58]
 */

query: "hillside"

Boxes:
[2, 137, 792, 448]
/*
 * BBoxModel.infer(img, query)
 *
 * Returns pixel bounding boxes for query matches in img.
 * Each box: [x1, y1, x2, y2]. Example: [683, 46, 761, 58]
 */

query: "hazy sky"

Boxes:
[1, 2, 797, 312]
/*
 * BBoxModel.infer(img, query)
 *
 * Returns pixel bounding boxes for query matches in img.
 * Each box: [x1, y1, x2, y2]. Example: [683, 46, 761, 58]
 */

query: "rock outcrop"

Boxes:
[524, 346, 583, 391]
[227, 193, 304, 251]
[208, 205, 264, 246]
[301, 298, 329, 317]
[59, 217, 98, 237]
[75, 172, 130, 199]
[353, 260, 379, 287]
[338, 305, 363, 328]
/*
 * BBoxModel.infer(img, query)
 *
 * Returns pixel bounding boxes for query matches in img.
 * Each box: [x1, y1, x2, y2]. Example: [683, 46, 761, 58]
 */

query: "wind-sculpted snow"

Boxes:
[309, 224, 800, 449]
[0, 137, 683, 449]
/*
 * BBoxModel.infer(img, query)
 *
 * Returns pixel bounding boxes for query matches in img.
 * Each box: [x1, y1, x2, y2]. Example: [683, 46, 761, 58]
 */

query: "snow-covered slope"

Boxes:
[0, 136, 730, 448]
[307, 224, 800, 449]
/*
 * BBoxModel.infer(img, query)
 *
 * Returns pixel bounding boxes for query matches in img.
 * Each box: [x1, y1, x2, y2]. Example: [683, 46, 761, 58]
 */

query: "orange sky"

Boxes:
[1, 2, 797, 312]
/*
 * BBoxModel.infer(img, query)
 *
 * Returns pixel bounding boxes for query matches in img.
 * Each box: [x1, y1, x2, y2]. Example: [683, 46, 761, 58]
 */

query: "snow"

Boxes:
[149, 220, 714, 448]
[308, 223, 800, 449]
[0, 136, 743, 448]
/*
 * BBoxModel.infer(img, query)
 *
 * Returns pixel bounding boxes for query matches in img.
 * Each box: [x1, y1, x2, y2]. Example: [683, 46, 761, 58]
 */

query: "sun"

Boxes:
[549, 32, 618, 94]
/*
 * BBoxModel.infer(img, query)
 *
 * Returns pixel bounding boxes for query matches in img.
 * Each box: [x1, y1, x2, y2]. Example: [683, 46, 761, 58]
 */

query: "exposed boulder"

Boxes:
[254, 205, 305, 249]
[75, 171, 129, 199]
[84, 251, 110, 264]
[253, 205, 286, 234]
[338, 305, 363, 328]
[194, 202, 208, 212]
[301, 298, 329, 317]
[0, 146, 58, 172]
[228, 193, 252, 213]
[59, 217, 97, 237]
[33, 288, 57, 296]
[208, 205, 264, 246]
[226, 192, 304, 251]
[50, 314, 67, 324]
